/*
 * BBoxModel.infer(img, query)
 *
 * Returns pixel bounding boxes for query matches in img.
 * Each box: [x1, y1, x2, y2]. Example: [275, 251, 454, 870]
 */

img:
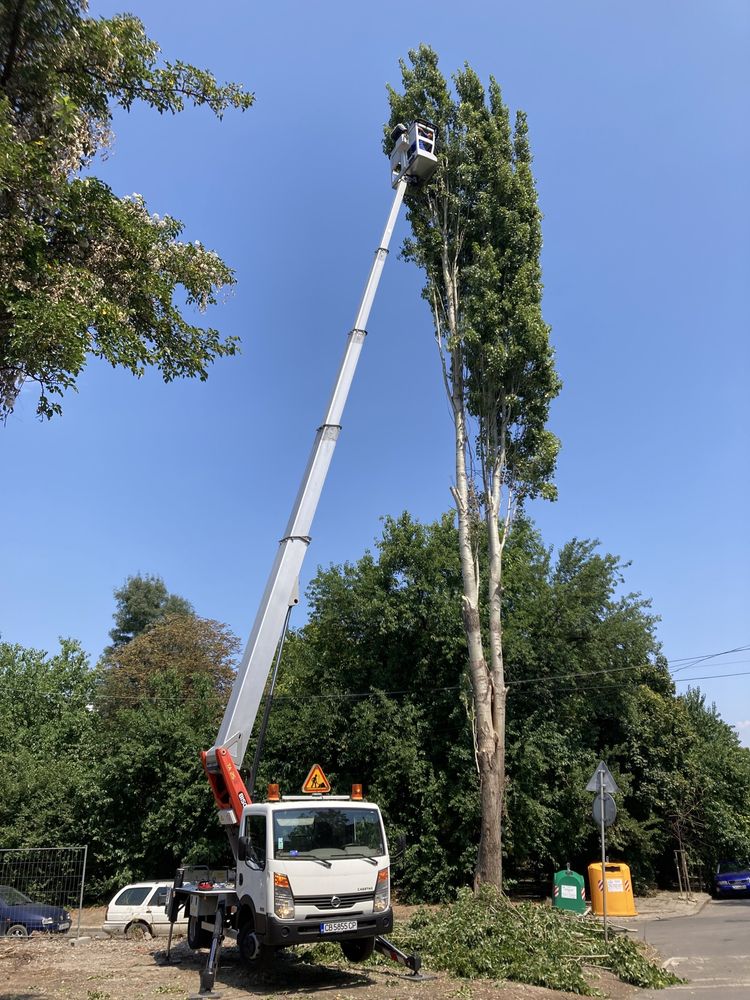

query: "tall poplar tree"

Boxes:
[386, 46, 561, 888]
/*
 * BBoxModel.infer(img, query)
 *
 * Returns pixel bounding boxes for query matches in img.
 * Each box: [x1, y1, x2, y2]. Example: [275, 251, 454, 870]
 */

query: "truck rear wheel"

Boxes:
[187, 915, 213, 950]
[340, 936, 375, 962]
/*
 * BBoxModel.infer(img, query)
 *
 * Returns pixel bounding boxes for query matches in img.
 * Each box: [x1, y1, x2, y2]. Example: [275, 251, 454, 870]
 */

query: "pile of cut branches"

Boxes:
[389, 886, 680, 993]
[299, 885, 681, 994]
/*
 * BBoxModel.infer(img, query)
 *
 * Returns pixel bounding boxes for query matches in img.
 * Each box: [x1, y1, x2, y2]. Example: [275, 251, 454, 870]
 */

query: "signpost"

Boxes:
[586, 761, 619, 942]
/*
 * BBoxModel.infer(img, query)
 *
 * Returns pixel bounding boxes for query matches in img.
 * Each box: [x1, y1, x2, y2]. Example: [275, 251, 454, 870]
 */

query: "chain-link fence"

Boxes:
[0, 846, 88, 940]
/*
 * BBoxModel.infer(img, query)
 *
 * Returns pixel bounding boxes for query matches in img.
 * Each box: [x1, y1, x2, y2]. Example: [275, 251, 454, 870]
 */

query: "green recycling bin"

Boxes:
[552, 867, 586, 914]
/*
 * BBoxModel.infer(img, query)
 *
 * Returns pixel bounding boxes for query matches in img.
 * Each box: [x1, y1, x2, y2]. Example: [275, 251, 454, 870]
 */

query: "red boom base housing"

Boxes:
[201, 747, 251, 824]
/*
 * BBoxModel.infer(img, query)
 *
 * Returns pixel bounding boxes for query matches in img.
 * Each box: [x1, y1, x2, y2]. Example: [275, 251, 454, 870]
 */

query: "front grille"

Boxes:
[296, 890, 374, 910]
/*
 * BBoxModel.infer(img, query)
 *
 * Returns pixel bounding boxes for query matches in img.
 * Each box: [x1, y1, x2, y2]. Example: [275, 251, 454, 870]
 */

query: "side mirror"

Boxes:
[390, 834, 408, 863]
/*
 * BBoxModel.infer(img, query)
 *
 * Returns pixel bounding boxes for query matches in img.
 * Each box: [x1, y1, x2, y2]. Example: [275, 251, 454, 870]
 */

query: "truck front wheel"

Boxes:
[237, 922, 272, 965]
[340, 936, 375, 962]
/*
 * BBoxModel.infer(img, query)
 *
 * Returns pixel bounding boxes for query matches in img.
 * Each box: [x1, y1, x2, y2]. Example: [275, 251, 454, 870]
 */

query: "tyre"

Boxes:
[340, 936, 375, 963]
[6, 924, 28, 938]
[125, 921, 152, 941]
[237, 922, 272, 966]
[187, 915, 213, 950]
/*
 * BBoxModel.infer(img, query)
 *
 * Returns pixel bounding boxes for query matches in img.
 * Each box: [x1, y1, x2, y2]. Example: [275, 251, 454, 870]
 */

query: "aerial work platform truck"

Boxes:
[165, 122, 438, 995]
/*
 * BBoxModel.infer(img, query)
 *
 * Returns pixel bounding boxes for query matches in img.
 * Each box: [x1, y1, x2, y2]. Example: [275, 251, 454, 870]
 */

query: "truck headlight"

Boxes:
[274, 872, 295, 920]
[373, 867, 389, 912]
[41, 917, 54, 925]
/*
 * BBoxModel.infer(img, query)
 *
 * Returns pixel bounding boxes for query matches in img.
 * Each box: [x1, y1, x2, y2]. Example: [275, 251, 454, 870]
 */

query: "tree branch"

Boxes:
[1, 0, 28, 87]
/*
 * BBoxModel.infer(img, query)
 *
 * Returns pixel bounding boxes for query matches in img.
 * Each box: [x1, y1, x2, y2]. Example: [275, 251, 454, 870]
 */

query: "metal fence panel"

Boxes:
[0, 846, 88, 939]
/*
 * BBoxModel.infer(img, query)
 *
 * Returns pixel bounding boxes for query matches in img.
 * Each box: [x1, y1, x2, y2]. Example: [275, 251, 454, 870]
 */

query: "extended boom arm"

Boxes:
[202, 179, 407, 827]
[202, 122, 438, 845]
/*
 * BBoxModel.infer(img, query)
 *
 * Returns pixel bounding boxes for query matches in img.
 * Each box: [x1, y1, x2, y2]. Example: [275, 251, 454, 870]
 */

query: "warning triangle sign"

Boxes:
[302, 764, 331, 794]
[585, 760, 619, 794]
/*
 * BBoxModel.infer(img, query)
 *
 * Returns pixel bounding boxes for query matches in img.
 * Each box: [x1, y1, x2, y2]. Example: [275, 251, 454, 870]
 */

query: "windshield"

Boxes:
[0, 886, 32, 905]
[717, 861, 747, 874]
[273, 807, 385, 861]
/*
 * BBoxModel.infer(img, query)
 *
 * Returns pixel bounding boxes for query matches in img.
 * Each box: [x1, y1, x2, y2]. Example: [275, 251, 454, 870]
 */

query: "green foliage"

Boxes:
[259, 512, 750, 898]
[0, 1, 253, 418]
[385, 45, 561, 505]
[2, 521, 749, 905]
[0, 639, 97, 850]
[385, 45, 561, 888]
[393, 886, 681, 992]
[667, 689, 750, 873]
[0, 610, 240, 896]
[257, 513, 478, 900]
[89, 614, 239, 892]
[299, 887, 680, 992]
[107, 572, 194, 649]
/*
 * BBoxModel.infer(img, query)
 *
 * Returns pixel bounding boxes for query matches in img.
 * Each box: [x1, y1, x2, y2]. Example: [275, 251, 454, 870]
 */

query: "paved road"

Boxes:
[638, 898, 750, 1000]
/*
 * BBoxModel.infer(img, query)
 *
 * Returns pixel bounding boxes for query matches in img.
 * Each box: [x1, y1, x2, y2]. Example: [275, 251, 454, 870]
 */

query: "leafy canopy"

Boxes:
[107, 572, 194, 649]
[0, 0, 253, 418]
[385, 45, 561, 504]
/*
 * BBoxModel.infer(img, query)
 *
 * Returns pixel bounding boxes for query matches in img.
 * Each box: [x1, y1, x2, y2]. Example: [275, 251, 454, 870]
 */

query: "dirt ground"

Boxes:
[0, 933, 638, 1000]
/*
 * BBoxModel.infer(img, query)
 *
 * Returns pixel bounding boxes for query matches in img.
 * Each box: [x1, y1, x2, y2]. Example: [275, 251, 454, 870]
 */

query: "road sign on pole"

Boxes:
[585, 760, 619, 943]
[586, 761, 619, 794]
[592, 791, 617, 827]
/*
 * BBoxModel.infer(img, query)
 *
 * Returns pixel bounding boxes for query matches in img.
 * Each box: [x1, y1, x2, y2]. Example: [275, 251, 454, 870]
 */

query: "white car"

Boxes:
[103, 881, 187, 939]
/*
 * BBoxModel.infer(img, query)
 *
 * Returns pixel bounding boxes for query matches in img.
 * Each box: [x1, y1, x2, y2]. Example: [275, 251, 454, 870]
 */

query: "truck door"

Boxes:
[240, 813, 268, 917]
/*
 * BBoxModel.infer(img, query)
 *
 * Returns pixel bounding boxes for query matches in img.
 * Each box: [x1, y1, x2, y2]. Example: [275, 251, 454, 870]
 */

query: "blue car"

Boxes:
[0, 885, 72, 937]
[712, 861, 750, 898]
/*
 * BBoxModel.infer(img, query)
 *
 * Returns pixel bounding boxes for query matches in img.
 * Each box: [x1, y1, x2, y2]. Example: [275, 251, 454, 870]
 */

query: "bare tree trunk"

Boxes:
[481, 444, 509, 889]
[440, 243, 503, 889]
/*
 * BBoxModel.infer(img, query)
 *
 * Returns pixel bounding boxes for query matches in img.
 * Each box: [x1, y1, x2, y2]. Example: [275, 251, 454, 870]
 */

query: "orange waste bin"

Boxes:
[587, 862, 637, 916]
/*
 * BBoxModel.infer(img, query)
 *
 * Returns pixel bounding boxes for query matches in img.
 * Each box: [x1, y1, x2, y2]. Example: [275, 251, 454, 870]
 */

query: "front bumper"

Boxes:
[714, 882, 750, 895]
[261, 907, 393, 947]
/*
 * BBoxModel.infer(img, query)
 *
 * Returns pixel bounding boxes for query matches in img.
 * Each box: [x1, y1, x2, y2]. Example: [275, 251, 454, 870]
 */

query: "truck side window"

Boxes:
[246, 815, 267, 868]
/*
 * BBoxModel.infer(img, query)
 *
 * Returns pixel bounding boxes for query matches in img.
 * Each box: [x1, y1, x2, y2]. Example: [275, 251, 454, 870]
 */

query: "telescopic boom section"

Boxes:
[202, 122, 438, 840]
[202, 178, 408, 827]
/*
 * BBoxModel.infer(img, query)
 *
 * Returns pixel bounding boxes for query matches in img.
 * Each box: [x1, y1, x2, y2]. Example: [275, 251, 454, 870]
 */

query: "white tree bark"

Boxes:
[435, 234, 506, 888]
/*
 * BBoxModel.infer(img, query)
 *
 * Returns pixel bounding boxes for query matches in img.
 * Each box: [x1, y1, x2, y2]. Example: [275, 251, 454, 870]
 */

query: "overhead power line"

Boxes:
[668, 645, 750, 675]
[83, 635, 750, 711]
[91, 661, 750, 708]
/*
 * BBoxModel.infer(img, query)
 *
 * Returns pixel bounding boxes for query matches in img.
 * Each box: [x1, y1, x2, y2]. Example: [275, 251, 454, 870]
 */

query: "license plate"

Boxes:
[320, 919, 357, 934]
[732, 882, 747, 889]
[59, 922, 71, 930]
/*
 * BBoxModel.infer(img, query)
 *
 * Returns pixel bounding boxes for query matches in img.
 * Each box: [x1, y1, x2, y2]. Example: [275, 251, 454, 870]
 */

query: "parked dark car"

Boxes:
[0, 885, 72, 937]
[712, 861, 750, 898]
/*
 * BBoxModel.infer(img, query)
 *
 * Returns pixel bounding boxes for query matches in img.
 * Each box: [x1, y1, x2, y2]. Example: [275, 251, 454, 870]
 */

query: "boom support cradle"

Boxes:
[201, 748, 251, 829]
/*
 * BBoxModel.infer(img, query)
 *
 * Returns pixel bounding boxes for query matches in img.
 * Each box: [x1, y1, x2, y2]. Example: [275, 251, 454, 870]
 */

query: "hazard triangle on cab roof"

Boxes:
[302, 764, 331, 794]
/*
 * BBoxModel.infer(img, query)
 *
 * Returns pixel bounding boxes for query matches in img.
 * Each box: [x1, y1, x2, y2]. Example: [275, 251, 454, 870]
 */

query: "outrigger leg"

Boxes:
[189, 899, 226, 1000]
[374, 935, 424, 978]
[155, 894, 183, 966]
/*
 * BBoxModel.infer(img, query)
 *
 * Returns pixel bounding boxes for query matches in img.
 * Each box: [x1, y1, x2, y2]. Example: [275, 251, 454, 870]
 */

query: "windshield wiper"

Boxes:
[330, 853, 378, 865]
[284, 853, 332, 868]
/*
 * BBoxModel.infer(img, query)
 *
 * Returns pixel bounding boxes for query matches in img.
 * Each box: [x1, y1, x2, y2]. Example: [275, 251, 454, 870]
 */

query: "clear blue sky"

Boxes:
[2, 2, 748, 741]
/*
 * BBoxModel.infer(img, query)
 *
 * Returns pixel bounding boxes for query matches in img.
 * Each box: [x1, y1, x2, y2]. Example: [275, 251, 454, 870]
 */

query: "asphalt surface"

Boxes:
[637, 898, 750, 1000]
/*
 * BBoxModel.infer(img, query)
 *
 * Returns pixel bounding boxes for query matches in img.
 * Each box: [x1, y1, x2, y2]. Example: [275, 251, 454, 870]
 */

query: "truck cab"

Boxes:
[235, 791, 393, 960]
